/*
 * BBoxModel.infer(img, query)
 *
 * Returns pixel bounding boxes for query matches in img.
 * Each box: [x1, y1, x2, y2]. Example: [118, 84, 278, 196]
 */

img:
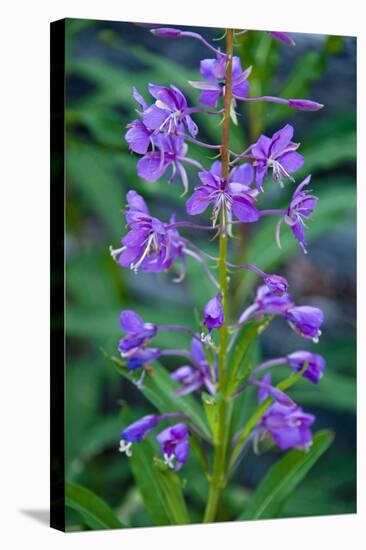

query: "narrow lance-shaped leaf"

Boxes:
[130, 439, 189, 525]
[239, 430, 334, 520]
[110, 355, 211, 439]
[227, 318, 273, 391]
[65, 482, 126, 530]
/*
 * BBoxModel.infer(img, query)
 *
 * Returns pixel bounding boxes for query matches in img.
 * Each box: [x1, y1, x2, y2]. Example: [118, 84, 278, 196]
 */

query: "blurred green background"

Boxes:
[64, 19, 356, 529]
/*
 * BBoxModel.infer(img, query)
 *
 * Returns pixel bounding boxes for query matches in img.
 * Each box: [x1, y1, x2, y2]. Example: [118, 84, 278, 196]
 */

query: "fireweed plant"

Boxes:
[110, 27, 329, 524]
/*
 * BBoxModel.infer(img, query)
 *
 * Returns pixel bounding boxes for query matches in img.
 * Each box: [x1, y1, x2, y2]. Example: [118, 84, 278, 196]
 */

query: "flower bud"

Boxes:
[150, 27, 183, 38]
[286, 306, 324, 342]
[288, 99, 324, 111]
[264, 274, 289, 296]
[204, 293, 224, 330]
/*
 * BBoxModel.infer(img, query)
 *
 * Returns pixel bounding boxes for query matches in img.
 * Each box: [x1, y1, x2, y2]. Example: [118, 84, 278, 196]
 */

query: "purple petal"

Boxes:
[200, 57, 225, 81]
[125, 120, 151, 154]
[231, 56, 244, 79]
[204, 293, 224, 329]
[186, 189, 211, 215]
[255, 164, 268, 190]
[270, 124, 294, 156]
[137, 154, 168, 182]
[232, 79, 250, 100]
[229, 163, 254, 186]
[132, 87, 148, 110]
[258, 373, 272, 403]
[122, 228, 149, 247]
[279, 151, 304, 173]
[126, 190, 149, 213]
[142, 104, 168, 130]
[185, 114, 198, 137]
[199, 89, 222, 107]
[252, 135, 272, 160]
[291, 221, 306, 251]
[232, 196, 260, 222]
[198, 170, 220, 188]
[119, 310, 145, 333]
[171, 365, 195, 382]
[209, 160, 222, 177]
[174, 439, 190, 468]
[122, 414, 159, 443]
[118, 246, 143, 268]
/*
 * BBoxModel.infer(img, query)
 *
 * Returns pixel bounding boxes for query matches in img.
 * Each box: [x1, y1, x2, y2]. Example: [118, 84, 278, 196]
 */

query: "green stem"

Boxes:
[203, 28, 234, 524]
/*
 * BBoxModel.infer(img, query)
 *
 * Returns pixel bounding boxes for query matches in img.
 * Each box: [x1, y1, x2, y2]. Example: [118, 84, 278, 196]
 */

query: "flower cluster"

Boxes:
[111, 25, 327, 494]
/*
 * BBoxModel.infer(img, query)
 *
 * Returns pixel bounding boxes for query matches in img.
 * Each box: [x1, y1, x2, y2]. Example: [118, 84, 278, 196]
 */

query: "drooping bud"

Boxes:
[286, 306, 324, 342]
[204, 293, 224, 330]
[286, 350, 326, 383]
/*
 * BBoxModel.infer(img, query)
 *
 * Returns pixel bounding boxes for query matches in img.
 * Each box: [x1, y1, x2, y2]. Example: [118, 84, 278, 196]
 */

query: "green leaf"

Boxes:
[228, 318, 272, 387]
[66, 482, 125, 530]
[239, 430, 334, 520]
[153, 459, 190, 524]
[130, 439, 189, 525]
[66, 142, 124, 239]
[111, 357, 211, 440]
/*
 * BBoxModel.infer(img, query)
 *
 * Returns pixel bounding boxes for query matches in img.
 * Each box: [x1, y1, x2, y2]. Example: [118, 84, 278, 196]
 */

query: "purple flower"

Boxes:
[285, 306, 324, 343]
[111, 191, 184, 273]
[263, 274, 288, 296]
[259, 403, 315, 451]
[189, 55, 251, 107]
[142, 83, 198, 137]
[119, 414, 159, 456]
[280, 175, 318, 253]
[238, 284, 294, 324]
[118, 309, 157, 355]
[287, 351, 326, 383]
[136, 136, 194, 193]
[204, 293, 224, 330]
[249, 124, 304, 190]
[156, 422, 190, 470]
[186, 167, 259, 230]
[171, 338, 215, 395]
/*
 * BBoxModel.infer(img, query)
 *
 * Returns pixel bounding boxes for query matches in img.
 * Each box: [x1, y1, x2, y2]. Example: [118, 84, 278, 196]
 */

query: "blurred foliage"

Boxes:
[64, 19, 356, 529]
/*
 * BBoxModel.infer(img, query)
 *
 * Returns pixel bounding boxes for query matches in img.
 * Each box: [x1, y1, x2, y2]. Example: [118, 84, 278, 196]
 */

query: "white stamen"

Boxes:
[163, 452, 176, 469]
[275, 218, 283, 249]
[119, 439, 133, 457]
[109, 245, 126, 261]
[130, 233, 156, 272]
